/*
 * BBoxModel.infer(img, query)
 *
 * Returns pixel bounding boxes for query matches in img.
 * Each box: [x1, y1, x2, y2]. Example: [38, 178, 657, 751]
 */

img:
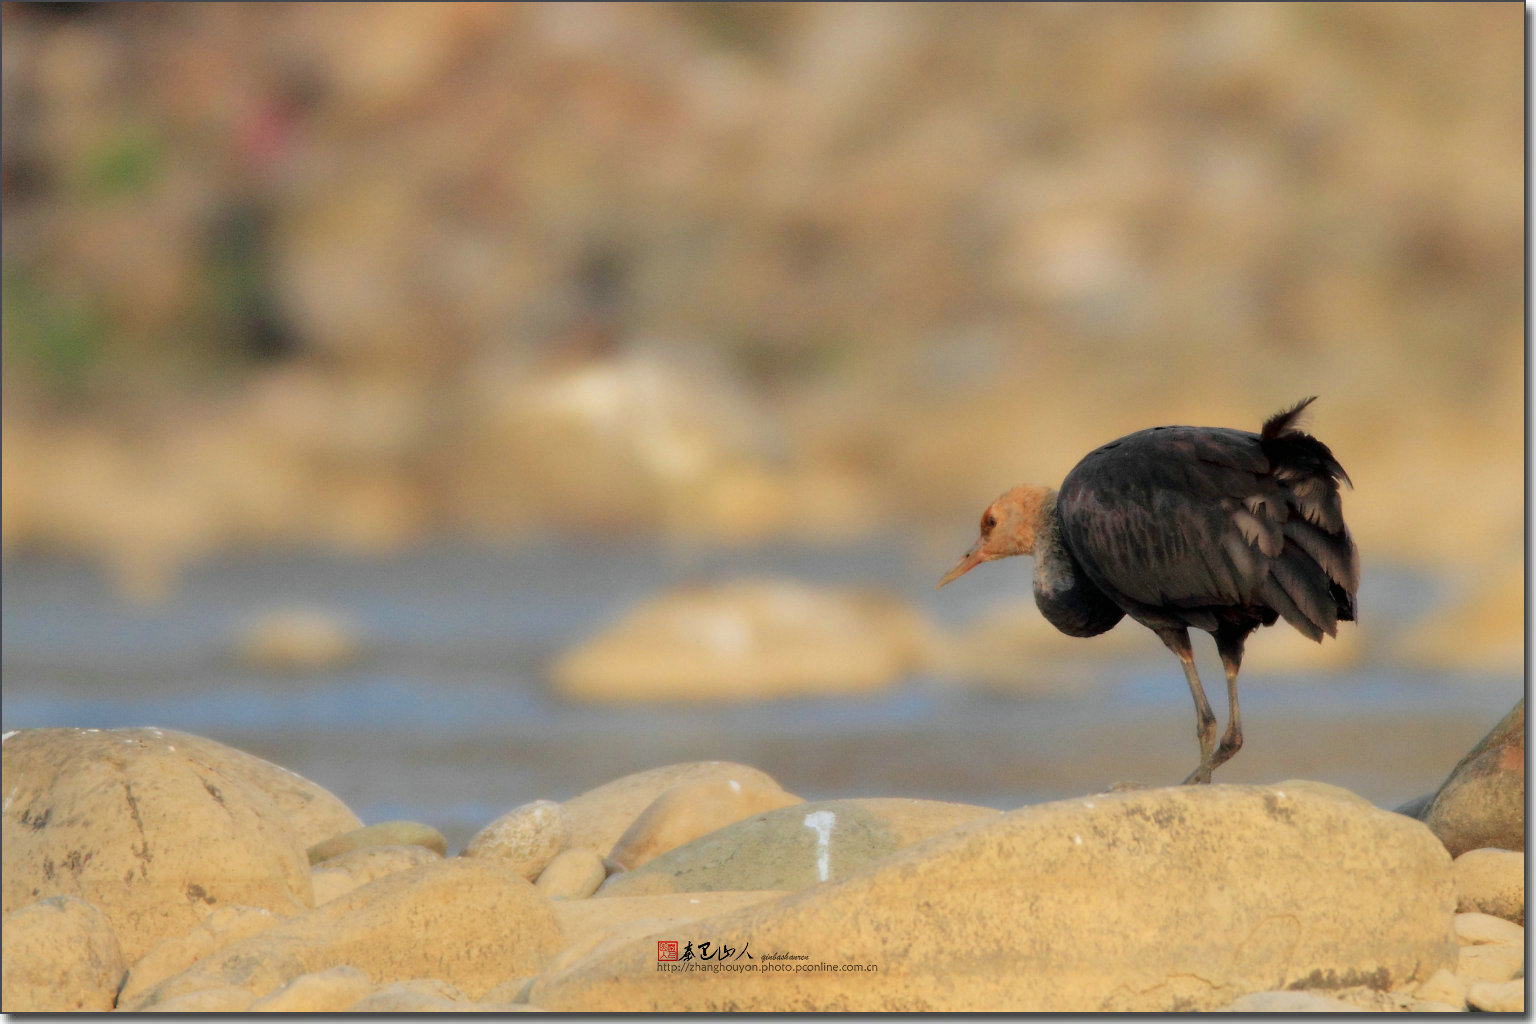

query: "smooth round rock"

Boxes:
[608, 776, 802, 870]
[463, 800, 570, 879]
[247, 965, 376, 1012]
[1222, 990, 1364, 1012]
[535, 847, 607, 900]
[1455, 941, 1523, 983]
[1467, 978, 1525, 1013]
[308, 821, 447, 864]
[1422, 698, 1524, 857]
[2, 728, 312, 960]
[118, 905, 281, 1007]
[0, 895, 126, 1011]
[1413, 968, 1468, 1009]
[1452, 847, 1524, 924]
[311, 844, 443, 904]
[1453, 910, 1524, 946]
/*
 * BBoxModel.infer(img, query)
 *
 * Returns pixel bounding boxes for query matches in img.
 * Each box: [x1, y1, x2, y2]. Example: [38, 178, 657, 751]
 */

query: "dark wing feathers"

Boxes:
[1058, 401, 1357, 641]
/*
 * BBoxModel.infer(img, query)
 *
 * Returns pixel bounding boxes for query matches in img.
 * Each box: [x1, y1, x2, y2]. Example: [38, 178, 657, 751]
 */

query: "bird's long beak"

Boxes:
[937, 543, 987, 589]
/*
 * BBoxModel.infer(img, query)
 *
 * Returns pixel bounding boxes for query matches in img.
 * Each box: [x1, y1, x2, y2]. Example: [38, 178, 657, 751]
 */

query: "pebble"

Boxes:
[1452, 847, 1524, 924]
[1453, 910, 1524, 946]
[462, 799, 570, 879]
[311, 844, 443, 904]
[534, 847, 607, 899]
[308, 821, 447, 864]
[1467, 977, 1526, 1013]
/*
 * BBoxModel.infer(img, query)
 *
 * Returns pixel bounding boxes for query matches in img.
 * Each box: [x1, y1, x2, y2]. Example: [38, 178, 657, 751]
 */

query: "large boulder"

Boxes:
[560, 761, 795, 858]
[1421, 698, 1524, 857]
[599, 798, 998, 896]
[127, 857, 563, 1008]
[1, 728, 314, 960]
[1, 895, 126, 1011]
[531, 783, 1457, 1012]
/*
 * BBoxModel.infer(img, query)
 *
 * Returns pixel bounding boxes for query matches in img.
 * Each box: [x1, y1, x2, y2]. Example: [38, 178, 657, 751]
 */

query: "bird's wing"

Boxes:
[1057, 427, 1279, 613]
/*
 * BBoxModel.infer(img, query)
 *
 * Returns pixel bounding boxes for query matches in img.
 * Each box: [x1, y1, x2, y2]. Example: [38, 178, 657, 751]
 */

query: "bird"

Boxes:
[936, 397, 1358, 784]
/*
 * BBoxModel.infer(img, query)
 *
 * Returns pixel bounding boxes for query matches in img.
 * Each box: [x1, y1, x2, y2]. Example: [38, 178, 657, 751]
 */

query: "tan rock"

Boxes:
[233, 606, 362, 672]
[0, 895, 126, 1011]
[308, 820, 447, 864]
[1456, 941, 1523, 983]
[600, 798, 998, 896]
[608, 776, 802, 870]
[1413, 967, 1468, 1009]
[1452, 847, 1524, 924]
[311, 844, 442, 904]
[149, 730, 362, 848]
[140, 986, 258, 1012]
[126, 858, 563, 1008]
[463, 799, 570, 879]
[553, 579, 929, 701]
[1467, 977, 1525, 1013]
[536, 847, 607, 900]
[119, 905, 281, 1006]
[480, 976, 536, 1004]
[246, 965, 375, 1012]
[346, 978, 469, 1012]
[1, 728, 312, 960]
[555, 891, 787, 956]
[561, 762, 793, 858]
[1453, 910, 1524, 945]
[1222, 990, 1364, 1011]
[1422, 698, 1524, 857]
[532, 784, 1457, 1012]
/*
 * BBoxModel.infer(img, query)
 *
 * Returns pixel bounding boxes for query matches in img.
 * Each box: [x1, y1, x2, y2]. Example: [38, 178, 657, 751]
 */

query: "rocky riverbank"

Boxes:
[0, 703, 1523, 1012]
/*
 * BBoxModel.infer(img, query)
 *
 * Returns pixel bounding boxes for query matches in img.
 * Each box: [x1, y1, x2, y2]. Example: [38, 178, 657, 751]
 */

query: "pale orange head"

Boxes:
[937, 484, 1052, 588]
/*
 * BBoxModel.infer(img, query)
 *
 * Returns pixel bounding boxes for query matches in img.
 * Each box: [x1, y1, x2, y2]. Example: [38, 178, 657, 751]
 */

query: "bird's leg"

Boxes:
[1156, 627, 1217, 784]
[1207, 629, 1251, 775]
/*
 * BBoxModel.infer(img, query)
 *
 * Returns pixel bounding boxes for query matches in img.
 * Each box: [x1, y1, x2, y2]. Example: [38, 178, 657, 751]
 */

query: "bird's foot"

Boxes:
[1181, 764, 1214, 785]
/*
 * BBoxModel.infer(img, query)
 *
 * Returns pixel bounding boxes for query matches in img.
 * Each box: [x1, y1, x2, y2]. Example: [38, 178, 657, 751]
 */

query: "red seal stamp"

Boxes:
[657, 940, 680, 961]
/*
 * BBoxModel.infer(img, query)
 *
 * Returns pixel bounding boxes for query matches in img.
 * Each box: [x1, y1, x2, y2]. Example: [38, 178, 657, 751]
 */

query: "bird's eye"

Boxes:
[982, 512, 997, 533]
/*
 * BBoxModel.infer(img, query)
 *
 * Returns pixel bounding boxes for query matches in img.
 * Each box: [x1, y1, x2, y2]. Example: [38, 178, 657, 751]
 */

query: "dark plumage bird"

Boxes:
[937, 397, 1358, 784]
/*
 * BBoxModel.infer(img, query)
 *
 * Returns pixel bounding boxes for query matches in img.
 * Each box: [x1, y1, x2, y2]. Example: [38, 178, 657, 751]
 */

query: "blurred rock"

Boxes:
[0, 895, 126, 1012]
[119, 905, 281, 1007]
[233, 607, 363, 672]
[599, 797, 998, 896]
[311, 844, 443, 905]
[1, 728, 312, 961]
[607, 776, 803, 871]
[532, 783, 1457, 1011]
[554, 579, 932, 701]
[561, 761, 791, 857]
[308, 820, 447, 864]
[462, 799, 570, 880]
[1421, 698, 1524, 857]
[535, 848, 608, 900]
[126, 858, 562, 1008]
[1452, 847, 1524, 925]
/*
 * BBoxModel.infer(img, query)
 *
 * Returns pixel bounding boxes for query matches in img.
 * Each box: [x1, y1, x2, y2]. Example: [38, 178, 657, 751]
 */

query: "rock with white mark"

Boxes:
[119, 905, 282, 1006]
[1467, 978, 1525, 1013]
[1452, 847, 1524, 924]
[246, 965, 376, 1012]
[535, 847, 607, 900]
[561, 762, 791, 858]
[599, 798, 998, 896]
[607, 776, 802, 870]
[0, 895, 126, 1011]
[1453, 910, 1524, 946]
[463, 799, 570, 879]
[311, 844, 443, 904]
[1, 728, 312, 961]
[308, 821, 447, 864]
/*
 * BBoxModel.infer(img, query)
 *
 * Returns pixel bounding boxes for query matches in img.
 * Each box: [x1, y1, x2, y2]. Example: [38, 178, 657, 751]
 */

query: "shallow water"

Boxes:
[1, 538, 1518, 851]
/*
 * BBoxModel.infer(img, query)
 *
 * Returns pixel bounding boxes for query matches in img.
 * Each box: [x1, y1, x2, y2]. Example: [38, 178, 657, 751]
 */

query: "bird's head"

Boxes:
[937, 484, 1051, 588]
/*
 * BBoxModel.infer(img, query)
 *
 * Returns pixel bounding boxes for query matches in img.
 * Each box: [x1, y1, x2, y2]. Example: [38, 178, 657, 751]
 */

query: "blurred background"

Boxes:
[1, 2, 1522, 850]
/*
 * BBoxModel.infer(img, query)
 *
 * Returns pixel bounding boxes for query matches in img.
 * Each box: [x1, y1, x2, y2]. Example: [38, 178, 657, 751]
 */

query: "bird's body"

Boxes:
[938, 398, 1357, 784]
